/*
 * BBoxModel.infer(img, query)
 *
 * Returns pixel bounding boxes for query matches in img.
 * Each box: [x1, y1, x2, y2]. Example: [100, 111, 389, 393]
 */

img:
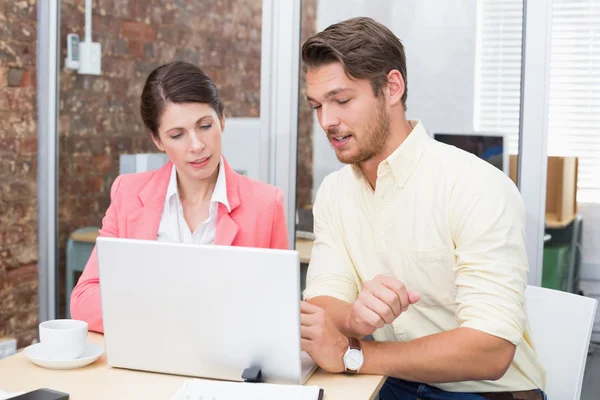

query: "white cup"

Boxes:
[39, 319, 88, 360]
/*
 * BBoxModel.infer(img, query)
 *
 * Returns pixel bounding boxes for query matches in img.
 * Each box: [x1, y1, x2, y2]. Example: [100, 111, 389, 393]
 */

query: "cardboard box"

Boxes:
[509, 155, 578, 228]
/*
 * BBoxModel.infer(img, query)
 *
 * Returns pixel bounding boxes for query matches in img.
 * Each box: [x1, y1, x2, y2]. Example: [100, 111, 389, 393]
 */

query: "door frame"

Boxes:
[259, 0, 302, 246]
[517, 0, 552, 287]
[37, 0, 60, 322]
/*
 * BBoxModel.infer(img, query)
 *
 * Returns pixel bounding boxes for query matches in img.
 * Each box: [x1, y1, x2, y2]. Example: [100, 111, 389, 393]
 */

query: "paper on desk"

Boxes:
[170, 379, 323, 400]
[0, 390, 25, 400]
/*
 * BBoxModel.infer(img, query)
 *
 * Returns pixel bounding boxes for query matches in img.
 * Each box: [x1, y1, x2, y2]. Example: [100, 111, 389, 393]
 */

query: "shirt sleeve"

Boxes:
[302, 174, 360, 304]
[450, 160, 529, 346]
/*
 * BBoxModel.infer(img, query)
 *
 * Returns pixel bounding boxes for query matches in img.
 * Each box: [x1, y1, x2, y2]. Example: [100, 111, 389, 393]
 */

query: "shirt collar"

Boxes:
[166, 157, 231, 212]
[212, 157, 231, 212]
[379, 120, 431, 188]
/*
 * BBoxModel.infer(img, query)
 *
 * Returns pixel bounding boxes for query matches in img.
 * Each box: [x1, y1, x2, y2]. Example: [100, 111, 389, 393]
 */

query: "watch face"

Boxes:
[344, 349, 364, 371]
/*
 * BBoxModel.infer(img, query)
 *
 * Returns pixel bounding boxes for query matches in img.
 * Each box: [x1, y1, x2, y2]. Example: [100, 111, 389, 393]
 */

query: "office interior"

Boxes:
[0, 0, 599, 398]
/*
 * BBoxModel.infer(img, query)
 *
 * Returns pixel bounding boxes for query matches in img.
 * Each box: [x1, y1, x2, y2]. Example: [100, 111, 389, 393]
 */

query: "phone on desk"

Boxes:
[10, 389, 69, 400]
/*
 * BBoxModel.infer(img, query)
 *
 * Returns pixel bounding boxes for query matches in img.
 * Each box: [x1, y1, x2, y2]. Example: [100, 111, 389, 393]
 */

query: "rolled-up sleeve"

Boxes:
[450, 162, 528, 346]
[302, 175, 359, 304]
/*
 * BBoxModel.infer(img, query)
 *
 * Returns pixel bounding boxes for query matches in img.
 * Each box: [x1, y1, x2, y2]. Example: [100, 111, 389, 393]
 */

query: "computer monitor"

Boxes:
[433, 133, 507, 173]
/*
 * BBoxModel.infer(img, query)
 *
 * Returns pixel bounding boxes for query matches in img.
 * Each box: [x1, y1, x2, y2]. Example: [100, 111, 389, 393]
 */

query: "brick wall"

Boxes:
[0, 0, 39, 348]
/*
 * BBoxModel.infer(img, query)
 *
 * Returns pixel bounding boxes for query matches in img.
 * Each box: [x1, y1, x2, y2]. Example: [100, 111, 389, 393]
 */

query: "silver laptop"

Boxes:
[96, 237, 318, 384]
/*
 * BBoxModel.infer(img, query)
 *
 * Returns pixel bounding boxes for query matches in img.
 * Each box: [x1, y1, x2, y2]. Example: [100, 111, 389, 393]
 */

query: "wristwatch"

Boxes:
[342, 337, 364, 374]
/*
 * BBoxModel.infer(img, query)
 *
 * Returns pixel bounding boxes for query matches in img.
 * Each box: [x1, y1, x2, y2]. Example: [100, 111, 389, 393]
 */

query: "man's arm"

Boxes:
[308, 296, 355, 336]
[308, 274, 420, 338]
[302, 302, 515, 382]
[305, 290, 515, 382]
[359, 328, 515, 382]
[302, 174, 361, 313]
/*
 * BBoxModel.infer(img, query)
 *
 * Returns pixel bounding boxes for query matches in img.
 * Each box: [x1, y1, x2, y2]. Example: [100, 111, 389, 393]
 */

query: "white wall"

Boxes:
[222, 118, 261, 180]
[312, 0, 480, 200]
[392, 0, 478, 135]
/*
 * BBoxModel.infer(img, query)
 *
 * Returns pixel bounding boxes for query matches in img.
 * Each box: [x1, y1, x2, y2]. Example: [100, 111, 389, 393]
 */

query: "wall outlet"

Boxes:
[0, 338, 17, 359]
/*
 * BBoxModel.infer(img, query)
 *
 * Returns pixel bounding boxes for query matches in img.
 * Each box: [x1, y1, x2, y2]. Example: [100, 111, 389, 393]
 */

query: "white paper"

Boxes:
[170, 379, 321, 400]
[0, 390, 25, 400]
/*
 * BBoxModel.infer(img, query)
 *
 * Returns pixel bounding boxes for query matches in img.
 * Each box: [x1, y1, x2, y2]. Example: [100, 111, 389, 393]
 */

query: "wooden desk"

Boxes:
[70, 230, 100, 243]
[0, 333, 385, 399]
[70, 229, 315, 264]
[296, 237, 314, 264]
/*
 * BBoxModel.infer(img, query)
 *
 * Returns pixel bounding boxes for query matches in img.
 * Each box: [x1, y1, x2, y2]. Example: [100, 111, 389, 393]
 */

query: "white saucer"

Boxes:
[24, 342, 104, 370]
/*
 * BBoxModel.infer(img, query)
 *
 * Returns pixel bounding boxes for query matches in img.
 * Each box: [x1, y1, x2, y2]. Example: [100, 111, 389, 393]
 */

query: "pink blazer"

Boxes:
[70, 158, 289, 332]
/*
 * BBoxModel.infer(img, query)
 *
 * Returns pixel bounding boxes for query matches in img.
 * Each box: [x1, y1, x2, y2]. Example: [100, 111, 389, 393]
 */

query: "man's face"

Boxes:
[306, 63, 390, 165]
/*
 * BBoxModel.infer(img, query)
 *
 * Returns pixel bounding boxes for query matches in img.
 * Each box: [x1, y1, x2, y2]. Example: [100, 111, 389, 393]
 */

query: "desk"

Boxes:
[69, 229, 315, 264]
[296, 237, 314, 264]
[0, 333, 386, 399]
[70, 230, 100, 243]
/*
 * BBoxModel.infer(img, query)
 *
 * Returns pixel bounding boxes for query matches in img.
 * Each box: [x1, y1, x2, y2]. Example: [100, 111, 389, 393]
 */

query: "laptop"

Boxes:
[96, 237, 318, 385]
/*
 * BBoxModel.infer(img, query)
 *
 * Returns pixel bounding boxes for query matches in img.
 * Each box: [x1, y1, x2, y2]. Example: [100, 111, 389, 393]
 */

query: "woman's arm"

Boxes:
[269, 188, 290, 250]
[70, 176, 123, 332]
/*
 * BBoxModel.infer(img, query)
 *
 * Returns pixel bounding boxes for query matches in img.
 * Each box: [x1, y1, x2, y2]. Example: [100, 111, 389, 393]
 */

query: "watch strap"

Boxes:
[348, 337, 361, 351]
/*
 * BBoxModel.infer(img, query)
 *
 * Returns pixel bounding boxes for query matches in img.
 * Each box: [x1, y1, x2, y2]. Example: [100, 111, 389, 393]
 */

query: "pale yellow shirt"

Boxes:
[303, 121, 546, 393]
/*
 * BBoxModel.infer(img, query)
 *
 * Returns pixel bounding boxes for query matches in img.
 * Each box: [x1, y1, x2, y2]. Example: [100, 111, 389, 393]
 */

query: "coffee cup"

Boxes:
[39, 319, 88, 360]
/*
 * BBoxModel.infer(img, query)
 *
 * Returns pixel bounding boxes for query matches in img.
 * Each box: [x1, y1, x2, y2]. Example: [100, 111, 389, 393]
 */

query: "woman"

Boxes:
[70, 61, 289, 332]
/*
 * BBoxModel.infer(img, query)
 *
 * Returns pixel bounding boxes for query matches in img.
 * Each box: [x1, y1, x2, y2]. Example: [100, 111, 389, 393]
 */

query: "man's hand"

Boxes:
[348, 274, 420, 336]
[301, 301, 348, 373]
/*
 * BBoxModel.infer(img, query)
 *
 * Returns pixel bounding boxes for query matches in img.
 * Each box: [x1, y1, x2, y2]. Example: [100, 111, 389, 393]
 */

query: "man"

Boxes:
[299, 17, 546, 400]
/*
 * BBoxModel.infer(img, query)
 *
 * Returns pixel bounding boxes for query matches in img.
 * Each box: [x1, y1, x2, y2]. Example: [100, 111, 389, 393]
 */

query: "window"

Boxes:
[474, 0, 523, 155]
[549, 0, 600, 203]
[476, 0, 600, 203]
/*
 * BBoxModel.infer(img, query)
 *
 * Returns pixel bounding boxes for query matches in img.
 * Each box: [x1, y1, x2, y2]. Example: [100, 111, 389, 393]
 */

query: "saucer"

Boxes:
[24, 342, 104, 370]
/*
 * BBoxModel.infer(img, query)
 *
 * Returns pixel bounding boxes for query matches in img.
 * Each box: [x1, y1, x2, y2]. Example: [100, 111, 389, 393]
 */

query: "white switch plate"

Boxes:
[78, 41, 102, 75]
[0, 338, 17, 360]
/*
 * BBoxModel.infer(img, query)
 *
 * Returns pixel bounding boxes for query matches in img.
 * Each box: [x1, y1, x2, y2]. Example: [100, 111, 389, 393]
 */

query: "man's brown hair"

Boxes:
[302, 17, 408, 110]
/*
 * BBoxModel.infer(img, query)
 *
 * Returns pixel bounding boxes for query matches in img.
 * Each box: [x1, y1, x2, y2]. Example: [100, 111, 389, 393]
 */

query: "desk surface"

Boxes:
[71, 229, 315, 264]
[0, 333, 385, 400]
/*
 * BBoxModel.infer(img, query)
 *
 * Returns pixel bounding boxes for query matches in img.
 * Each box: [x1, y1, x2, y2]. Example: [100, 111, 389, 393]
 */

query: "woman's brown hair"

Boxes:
[140, 61, 224, 137]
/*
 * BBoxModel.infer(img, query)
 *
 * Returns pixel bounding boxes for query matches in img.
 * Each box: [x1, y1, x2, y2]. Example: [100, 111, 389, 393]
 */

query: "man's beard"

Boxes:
[328, 100, 390, 165]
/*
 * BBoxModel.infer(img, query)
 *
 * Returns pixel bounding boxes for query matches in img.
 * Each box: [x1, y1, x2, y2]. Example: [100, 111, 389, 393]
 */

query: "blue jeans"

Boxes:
[379, 378, 547, 400]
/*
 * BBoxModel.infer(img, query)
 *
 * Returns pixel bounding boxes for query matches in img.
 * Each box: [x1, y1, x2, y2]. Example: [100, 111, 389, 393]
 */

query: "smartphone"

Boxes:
[9, 389, 69, 400]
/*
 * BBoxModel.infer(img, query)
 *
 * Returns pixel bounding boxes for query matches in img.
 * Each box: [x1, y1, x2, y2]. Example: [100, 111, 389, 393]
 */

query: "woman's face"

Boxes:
[152, 102, 224, 182]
